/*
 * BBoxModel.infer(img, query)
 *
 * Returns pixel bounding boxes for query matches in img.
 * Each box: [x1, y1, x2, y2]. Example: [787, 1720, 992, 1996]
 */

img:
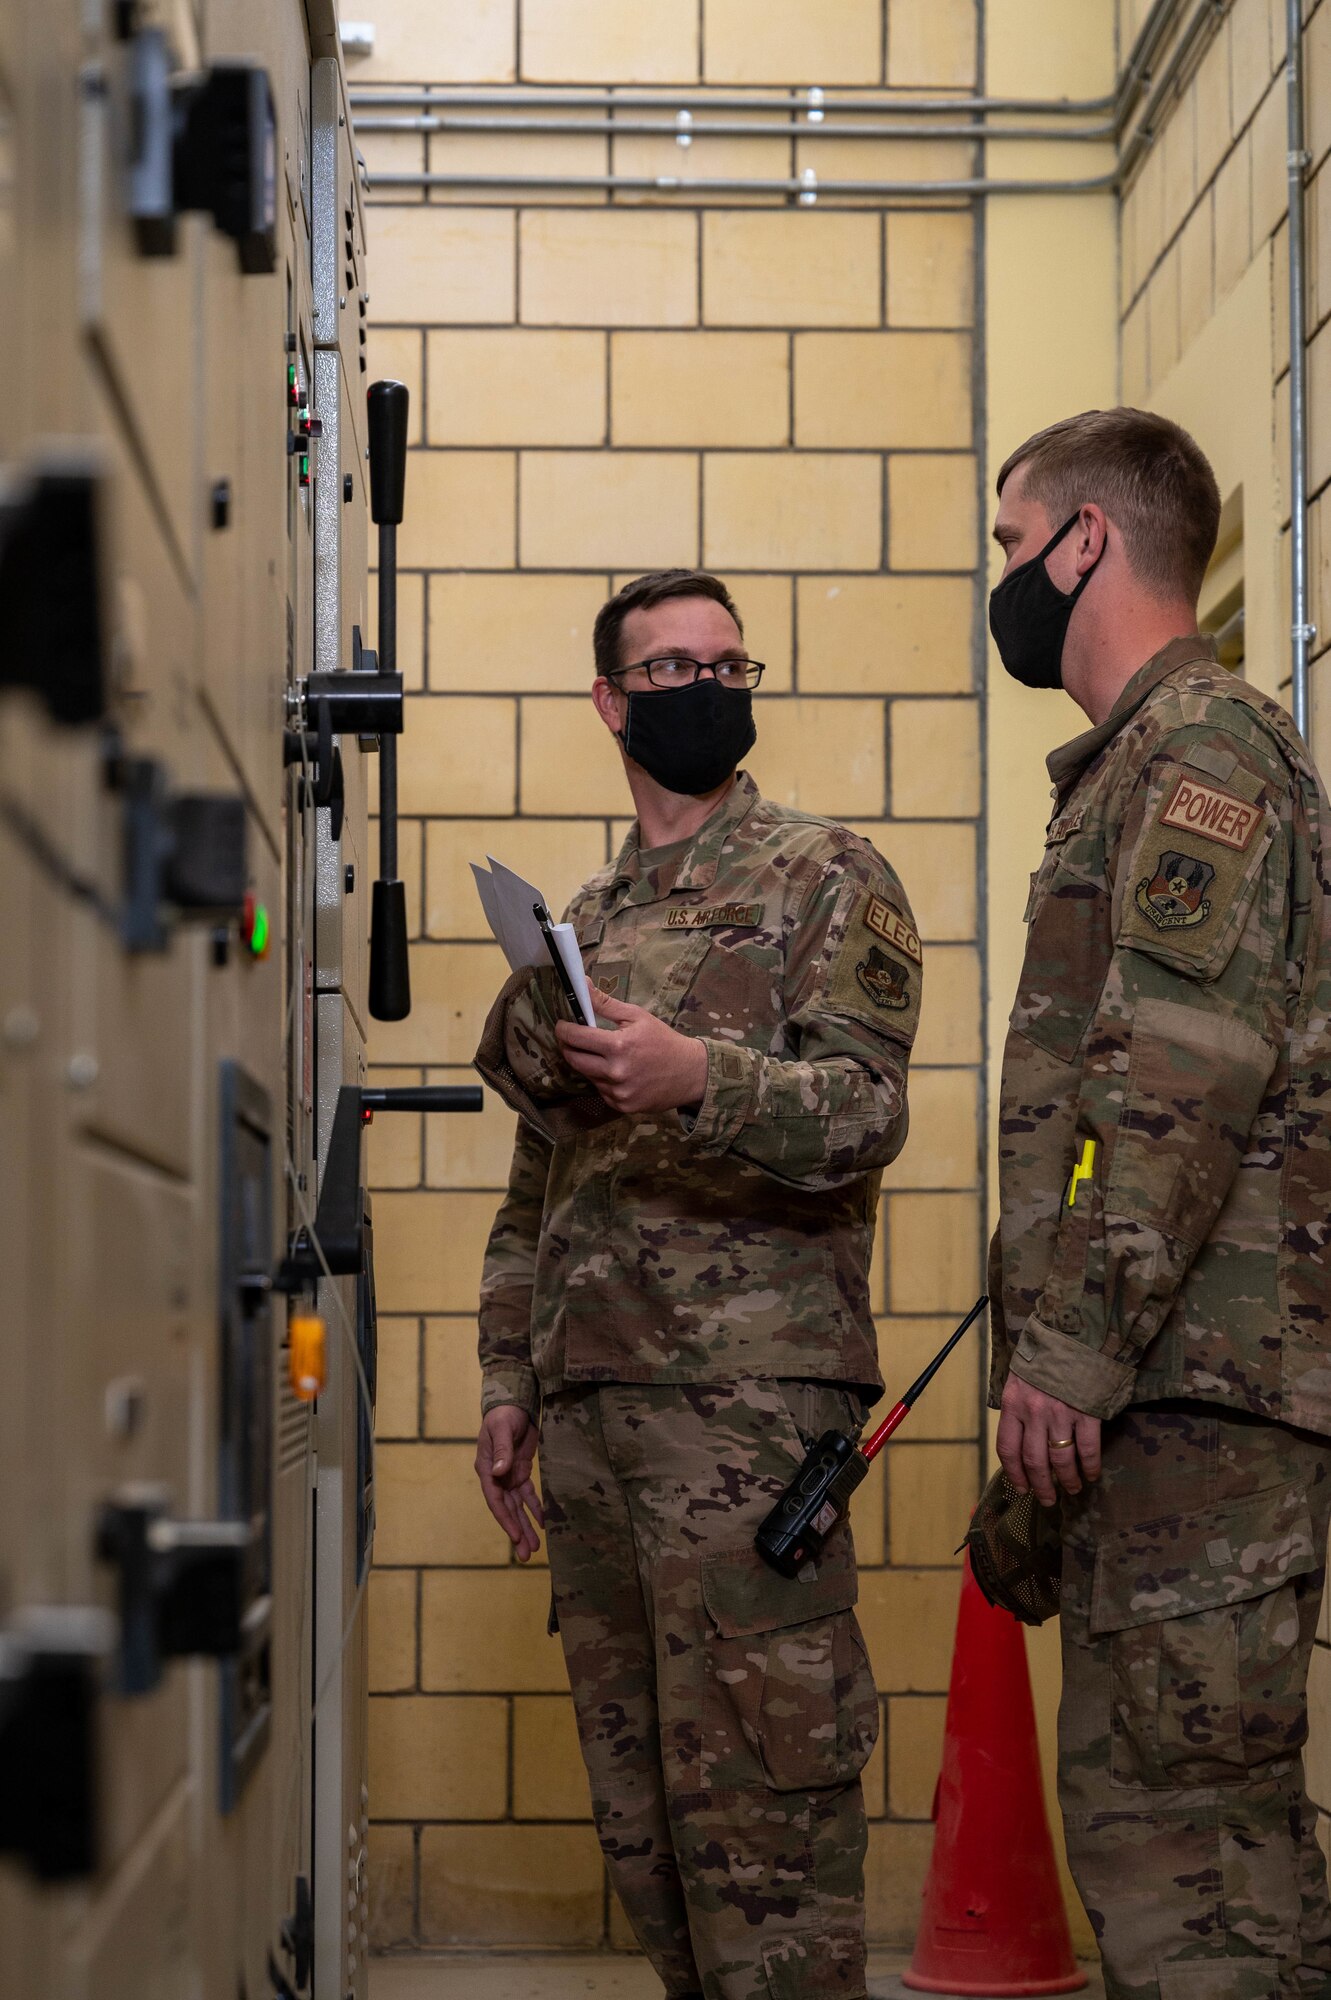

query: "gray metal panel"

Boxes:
[312, 54, 369, 362]
[312, 988, 370, 2000]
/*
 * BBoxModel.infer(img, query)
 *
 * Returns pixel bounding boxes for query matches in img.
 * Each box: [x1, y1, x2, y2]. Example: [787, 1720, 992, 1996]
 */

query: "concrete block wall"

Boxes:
[357, 0, 987, 1951]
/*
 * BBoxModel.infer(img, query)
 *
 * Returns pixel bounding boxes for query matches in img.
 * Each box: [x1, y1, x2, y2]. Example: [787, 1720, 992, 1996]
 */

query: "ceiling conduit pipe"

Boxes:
[1286, 0, 1314, 741]
[349, 86, 1118, 117]
[347, 0, 1187, 128]
[354, 113, 1119, 142]
[366, 169, 1120, 200]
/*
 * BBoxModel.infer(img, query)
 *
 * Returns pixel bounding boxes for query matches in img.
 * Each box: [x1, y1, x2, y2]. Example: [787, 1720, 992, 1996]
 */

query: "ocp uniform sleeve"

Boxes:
[1009, 727, 1290, 1417]
[683, 842, 918, 1191]
[477, 1118, 553, 1420]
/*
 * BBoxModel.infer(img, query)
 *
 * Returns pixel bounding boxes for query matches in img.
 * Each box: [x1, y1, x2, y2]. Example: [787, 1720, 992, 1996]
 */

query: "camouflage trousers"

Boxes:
[1058, 1402, 1331, 1999]
[539, 1379, 879, 2000]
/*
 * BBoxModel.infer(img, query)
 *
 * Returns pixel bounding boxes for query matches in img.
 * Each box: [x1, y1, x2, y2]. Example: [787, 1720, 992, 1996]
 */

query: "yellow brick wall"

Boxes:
[358, 0, 986, 1953]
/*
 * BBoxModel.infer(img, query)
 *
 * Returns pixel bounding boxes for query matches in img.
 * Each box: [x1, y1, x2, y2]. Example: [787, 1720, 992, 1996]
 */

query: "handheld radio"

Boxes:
[755, 1296, 988, 1578]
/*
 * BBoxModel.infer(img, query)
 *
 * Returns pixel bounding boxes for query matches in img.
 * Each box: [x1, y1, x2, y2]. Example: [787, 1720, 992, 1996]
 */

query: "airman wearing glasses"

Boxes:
[471, 568, 922, 2000]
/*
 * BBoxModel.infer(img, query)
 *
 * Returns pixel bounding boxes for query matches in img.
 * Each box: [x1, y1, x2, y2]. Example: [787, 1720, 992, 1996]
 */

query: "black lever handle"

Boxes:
[367, 379, 411, 1021]
[368, 380, 408, 527]
[274, 1082, 484, 1293]
[362, 1085, 484, 1114]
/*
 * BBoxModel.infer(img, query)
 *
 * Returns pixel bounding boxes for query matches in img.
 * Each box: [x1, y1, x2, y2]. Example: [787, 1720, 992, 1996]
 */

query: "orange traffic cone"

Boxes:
[903, 1553, 1087, 1995]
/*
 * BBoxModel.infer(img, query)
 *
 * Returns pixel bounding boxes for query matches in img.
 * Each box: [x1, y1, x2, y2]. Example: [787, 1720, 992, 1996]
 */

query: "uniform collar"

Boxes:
[1046, 634, 1219, 798]
[610, 769, 760, 902]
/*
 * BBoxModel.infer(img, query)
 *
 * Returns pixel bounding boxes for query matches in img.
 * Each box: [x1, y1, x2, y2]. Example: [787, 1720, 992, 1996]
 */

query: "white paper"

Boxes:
[471, 857, 597, 1026]
[550, 921, 597, 1028]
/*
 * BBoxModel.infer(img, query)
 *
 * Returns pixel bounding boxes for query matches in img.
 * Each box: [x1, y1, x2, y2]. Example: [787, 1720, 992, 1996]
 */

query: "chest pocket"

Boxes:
[673, 927, 782, 1049]
[586, 929, 716, 1020]
[1011, 822, 1110, 1064]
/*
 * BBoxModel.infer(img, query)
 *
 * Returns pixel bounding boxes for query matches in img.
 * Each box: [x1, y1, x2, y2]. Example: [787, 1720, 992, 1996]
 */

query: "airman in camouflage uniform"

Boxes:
[473, 572, 920, 2000]
[989, 412, 1331, 1999]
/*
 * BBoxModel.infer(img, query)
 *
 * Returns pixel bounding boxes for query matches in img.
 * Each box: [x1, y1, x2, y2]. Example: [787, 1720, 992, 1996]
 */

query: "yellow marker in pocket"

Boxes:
[1067, 1138, 1096, 1208]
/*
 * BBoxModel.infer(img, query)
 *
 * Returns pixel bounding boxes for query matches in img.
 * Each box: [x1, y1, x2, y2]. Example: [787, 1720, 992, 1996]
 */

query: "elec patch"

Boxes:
[863, 894, 922, 964]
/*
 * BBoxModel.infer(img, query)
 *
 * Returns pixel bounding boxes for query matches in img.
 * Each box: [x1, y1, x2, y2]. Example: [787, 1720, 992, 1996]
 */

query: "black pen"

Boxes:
[534, 902, 583, 1018]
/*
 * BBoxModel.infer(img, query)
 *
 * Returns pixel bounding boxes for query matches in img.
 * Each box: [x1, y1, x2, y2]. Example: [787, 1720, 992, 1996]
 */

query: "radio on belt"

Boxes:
[755, 1297, 988, 1578]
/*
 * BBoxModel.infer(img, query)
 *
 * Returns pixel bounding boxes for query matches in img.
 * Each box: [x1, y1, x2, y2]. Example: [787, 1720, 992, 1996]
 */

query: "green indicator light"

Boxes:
[287, 361, 297, 402]
[249, 903, 270, 957]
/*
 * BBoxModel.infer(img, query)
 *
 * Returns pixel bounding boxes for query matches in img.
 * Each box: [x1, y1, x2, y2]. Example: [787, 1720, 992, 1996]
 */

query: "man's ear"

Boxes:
[1076, 504, 1109, 575]
[591, 675, 624, 736]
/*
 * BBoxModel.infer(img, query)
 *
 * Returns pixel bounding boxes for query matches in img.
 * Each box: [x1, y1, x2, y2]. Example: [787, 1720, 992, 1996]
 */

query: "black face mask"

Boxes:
[619, 678, 757, 796]
[988, 511, 1101, 690]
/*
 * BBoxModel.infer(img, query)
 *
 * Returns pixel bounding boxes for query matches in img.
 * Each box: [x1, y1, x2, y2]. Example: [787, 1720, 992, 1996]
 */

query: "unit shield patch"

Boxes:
[1135, 850, 1215, 931]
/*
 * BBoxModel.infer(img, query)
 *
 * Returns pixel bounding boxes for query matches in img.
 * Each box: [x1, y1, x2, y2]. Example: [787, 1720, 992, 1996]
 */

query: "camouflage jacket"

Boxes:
[990, 636, 1331, 1432]
[475, 771, 920, 1420]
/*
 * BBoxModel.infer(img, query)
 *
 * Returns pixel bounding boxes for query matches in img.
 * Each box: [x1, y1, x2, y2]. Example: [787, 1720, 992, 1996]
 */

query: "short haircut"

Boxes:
[593, 569, 743, 678]
[996, 407, 1221, 604]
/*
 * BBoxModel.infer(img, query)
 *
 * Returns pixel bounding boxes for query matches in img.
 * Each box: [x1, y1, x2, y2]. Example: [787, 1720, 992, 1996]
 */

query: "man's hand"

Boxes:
[475, 1406, 544, 1561]
[554, 988, 709, 1116]
[996, 1375, 1101, 1506]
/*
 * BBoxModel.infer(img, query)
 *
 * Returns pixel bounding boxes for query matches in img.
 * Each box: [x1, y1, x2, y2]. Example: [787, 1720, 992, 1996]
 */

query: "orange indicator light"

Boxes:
[288, 1314, 327, 1402]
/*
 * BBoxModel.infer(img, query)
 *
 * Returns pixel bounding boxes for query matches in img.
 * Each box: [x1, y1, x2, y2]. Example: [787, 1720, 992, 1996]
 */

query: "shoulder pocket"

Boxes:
[819, 877, 922, 1043]
[1119, 768, 1279, 980]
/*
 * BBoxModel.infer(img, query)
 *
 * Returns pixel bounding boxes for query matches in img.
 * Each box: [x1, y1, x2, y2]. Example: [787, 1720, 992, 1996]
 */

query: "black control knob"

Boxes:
[0, 1607, 110, 1881]
[127, 29, 277, 273]
[0, 460, 107, 726]
[96, 1487, 251, 1696]
[113, 757, 249, 952]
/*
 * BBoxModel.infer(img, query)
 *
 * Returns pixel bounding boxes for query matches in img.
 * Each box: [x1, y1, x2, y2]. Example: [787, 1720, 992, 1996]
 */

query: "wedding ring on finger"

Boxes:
[1048, 1437, 1076, 1452]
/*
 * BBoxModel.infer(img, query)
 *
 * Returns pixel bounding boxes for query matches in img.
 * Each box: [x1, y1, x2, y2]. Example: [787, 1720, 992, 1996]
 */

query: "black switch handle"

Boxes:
[368, 380, 409, 527]
[367, 379, 411, 1021]
[362, 1085, 484, 1114]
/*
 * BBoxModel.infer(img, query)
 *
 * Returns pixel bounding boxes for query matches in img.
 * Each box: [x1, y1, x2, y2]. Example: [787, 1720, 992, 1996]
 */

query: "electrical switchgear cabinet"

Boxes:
[0, 1, 381, 1995]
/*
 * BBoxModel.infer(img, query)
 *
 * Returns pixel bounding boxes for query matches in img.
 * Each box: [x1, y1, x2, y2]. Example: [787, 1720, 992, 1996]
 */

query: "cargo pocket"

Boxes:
[1090, 1480, 1317, 1790]
[700, 1540, 878, 1794]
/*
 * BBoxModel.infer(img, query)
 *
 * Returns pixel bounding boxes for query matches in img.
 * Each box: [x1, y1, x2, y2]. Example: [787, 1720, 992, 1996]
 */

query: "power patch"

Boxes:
[1158, 774, 1262, 851]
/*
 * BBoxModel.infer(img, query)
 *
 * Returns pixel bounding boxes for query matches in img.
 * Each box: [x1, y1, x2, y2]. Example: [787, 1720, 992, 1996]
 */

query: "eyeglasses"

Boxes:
[606, 656, 766, 691]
